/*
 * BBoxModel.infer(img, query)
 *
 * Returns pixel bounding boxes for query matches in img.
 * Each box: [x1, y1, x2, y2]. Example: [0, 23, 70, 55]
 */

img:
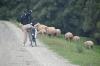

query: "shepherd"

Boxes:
[17, 9, 37, 47]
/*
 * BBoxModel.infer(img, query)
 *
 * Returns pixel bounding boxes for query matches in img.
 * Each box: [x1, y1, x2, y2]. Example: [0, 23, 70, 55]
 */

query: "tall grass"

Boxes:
[39, 35, 100, 66]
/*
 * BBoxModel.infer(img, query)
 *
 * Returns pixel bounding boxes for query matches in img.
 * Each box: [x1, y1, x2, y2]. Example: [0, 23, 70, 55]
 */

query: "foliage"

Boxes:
[0, 0, 100, 44]
[39, 35, 100, 66]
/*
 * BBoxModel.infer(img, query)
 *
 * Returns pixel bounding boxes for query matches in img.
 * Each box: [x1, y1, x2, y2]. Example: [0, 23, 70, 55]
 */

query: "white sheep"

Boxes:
[73, 36, 80, 41]
[34, 23, 47, 31]
[65, 32, 73, 40]
[84, 40, 94, 49]
[55, 29, 61, 36]
[45, 27, 56, 36]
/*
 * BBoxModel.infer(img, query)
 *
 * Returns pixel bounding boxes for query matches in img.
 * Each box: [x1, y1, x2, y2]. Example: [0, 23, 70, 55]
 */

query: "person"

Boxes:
[19, 9, 34, 46]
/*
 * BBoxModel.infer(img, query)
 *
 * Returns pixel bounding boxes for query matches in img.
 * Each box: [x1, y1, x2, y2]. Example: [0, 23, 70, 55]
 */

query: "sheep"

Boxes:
[38, 28, 46, 35]
[84, 40, 94, 49]
[45, 27, 56, 36]
[73, 36, 80, 41]
[34, 22, 40, 28]
[34, 23, 47, 31]
[65, 32, 73, 41]
[55, 29, 61, 36]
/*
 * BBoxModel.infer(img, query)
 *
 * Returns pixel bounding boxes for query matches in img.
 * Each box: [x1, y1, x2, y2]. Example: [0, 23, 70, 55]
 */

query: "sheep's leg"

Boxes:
[88, 45, 91, 49]
[91, 45, 93, 49]
[68, 38, 71, 43]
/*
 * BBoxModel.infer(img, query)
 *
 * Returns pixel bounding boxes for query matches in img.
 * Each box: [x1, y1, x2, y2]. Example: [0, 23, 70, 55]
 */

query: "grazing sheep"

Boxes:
[34, 22, 40, 29]
[73, 36, 80, 41]
[34, 23, 47, 31]
[45, 27, 56, 36]
[55, 29, 61, 36]
[84, 40, 94, 49]
[65, 32, 73, 40]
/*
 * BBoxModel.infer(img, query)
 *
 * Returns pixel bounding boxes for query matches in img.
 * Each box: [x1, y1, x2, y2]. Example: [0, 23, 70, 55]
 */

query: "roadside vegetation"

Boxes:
[39, 35, 100, 66]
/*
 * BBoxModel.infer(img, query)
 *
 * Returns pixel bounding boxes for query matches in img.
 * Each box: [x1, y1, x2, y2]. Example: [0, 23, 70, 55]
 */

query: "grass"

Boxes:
[39, 35, 100, 66]
[8, 21, 100, 66]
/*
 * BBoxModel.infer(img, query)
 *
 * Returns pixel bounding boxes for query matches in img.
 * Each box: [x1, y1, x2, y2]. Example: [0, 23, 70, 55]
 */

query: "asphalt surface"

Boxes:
[0, 21, 78, 66]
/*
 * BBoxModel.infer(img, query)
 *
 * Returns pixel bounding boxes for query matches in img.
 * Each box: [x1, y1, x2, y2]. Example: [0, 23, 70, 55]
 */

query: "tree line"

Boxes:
[0, 0, 100, 44]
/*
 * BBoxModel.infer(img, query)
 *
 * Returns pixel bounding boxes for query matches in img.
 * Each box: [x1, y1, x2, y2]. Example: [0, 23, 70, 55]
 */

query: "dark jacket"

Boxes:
[18, 10, 33, 25]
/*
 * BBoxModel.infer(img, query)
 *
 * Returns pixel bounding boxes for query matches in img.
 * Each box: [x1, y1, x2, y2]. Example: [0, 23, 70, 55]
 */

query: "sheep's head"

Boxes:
[34, 22, 40, 27]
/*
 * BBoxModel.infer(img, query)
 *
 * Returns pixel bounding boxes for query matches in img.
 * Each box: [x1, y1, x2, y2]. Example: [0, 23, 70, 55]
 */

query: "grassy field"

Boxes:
[39, 35, 100, 66]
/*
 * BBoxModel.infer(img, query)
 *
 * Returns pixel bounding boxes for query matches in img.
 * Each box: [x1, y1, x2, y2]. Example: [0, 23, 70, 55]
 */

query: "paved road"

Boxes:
[0, 21, 78, 66]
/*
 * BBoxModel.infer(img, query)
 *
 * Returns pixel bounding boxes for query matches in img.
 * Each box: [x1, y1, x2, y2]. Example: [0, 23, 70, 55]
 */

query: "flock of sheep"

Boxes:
[34, 23, 94, 49]
[64, 32, 94, 49]
[34, 23, 61, 36]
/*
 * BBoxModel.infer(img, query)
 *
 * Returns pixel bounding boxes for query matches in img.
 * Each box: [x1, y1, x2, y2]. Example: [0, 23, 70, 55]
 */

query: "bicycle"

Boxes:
[29, 27, 37, 47]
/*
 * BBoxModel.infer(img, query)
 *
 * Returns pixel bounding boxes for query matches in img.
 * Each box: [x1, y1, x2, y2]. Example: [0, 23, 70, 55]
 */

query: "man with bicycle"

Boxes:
[18, 9, 36, 46]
